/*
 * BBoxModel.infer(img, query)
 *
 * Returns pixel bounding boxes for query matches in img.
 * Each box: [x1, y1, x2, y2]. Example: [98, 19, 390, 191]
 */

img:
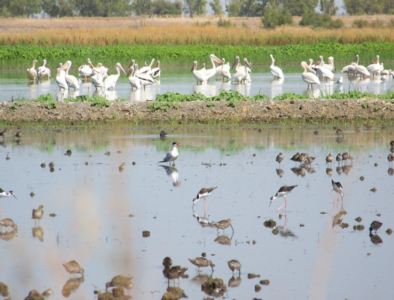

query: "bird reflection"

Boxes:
[105, 90, 118, 101]
[193, 212, 215, 228]
[62, 277, 84, 297]
[276, 168, 284, 178]
[369, 233, 383, 245]
[388, 168, 394, 176]
[233, 83, 250, 97]
[193, 84, 216, 97]
[228, 274, 242, 288]
[201, 277, 227, 297]
[326, 168, 333, 176]
[0, 228, 18, 241]
[32, 227, 44, 242]
[164, 286, 188, 299]
[214, 226, 234, 246]
[160, 166, 180, 187]
[270, 78, 284, 99]
[342, 164, 352, 175]
[291, 167, 306, 177]
[336, 166, 342, 175]
[276, 214, 297, 238]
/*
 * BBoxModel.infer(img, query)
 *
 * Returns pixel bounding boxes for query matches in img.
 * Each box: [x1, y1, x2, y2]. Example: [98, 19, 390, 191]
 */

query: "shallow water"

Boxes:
[1, 63, 394, 102]
[0, 126, 393, 299]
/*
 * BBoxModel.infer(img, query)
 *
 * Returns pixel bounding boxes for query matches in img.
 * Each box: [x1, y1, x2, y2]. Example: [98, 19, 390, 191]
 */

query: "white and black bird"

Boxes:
[192, 187, 218, 206]
[159, 142, 180, 166]
[329, 179, 344, 201]
[269, 185, 298, 212]
[336, 76, 343, 84]
[0, 188, 17, 199]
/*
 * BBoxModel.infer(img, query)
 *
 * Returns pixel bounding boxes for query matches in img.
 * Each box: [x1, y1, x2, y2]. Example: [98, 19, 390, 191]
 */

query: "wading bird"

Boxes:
[159, 142, 180, 166]
[269, 185, 298, 213]
[269, 54, 284, 79]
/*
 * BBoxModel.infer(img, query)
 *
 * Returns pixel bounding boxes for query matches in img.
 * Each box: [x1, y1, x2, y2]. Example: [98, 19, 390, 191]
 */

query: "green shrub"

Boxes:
[217, 18, 233, 28]
[300, 11, 343, 29]
[195, 21, 211, 27]
[352, 19, 369, 28]
[262, 8, 293, 29]
[370, 18, 384, 28]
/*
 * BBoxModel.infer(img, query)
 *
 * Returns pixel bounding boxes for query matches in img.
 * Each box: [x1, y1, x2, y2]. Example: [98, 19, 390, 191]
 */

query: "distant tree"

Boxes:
[42, 0, 76, 17]
[225, 0, 241, 16]
[183, 0, 207, 17]
[279, 0, 318, 16]
[152, 0, 181, 15]
[76, 0, 104, 16]
[132, 0, 152, 15]
[300, 11, 343, 28]
[3, 0, 41, 16]
[319, 0, 337, 15]
[344, 0, 394, 15]
[262, 7, 292, 28]
[225, 0, 269, 17]
[209, 0, 223, 15]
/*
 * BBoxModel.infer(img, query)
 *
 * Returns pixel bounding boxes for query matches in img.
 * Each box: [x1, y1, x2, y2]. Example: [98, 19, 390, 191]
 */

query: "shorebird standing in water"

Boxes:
[193, 187, 218, 214]
[269, 185, 298, 213]
[369, 221, 383, 233]
[276, 153, 284, 165]
[228, 260, 242, 276]
[0, 189, 17, 199]
[329, 180, 344, 202]
[159, 142, 180, 166]
[326, 154, 333, 167]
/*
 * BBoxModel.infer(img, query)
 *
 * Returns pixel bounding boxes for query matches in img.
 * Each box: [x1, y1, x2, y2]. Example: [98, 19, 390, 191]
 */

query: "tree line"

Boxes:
[0, 0, 392, 18]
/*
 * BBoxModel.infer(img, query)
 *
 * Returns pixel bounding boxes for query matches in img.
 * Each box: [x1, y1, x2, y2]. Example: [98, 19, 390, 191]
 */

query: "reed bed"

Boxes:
[1, 26, 394, 47]
[2, 42, 394, 68]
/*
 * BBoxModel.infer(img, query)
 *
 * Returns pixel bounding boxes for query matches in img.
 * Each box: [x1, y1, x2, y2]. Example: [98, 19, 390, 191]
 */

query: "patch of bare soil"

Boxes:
[1, 99, 393, 125]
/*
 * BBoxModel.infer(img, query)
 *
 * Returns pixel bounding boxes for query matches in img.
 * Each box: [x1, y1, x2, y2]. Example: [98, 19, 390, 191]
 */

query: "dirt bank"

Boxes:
[1, 98, 393, 127]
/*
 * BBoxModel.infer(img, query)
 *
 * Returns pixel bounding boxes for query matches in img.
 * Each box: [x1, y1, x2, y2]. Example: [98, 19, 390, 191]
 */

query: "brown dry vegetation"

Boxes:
[1, 24, 394, 46]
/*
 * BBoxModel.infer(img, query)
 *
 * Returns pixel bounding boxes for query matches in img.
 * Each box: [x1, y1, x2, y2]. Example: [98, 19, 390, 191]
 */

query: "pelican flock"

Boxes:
[25, 52, 387, 96]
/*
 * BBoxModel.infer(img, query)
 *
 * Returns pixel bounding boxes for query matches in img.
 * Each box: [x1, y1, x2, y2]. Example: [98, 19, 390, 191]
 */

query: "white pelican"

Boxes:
[104, 63, 126, 90]
[219, 58, 231, 81]
[380, 67, 391, 76]
[269, 54, 284, 79]
[301, 61, 320, 89]
[37, 59, 51, 80]
[150, 61, 161, 80]
[134, 64, 155, 90]
[55, 63, 68, 91]
[323, 56, 334, 71]
[63, 61, 79, 90]
[316, 64, 334, 81]
[191, 61, 207, 85]
[203, 54, 224, 83]
[355, 64, 370, 78]
[232, 58, 251, 84]
[128, 66, 141, 90]
[342, 55, 358, 74]
[78, 58, 94, 81]
[137, 58, 155, 75]
[367, 55, 383, 77]
[91, 61, 108, 79]
[91, 67, 106, 91]
[27, 60, 38, 83]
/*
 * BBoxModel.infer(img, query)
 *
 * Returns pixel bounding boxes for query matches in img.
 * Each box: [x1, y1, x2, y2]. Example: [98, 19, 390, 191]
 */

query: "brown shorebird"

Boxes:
[0, 218, 17, 230]
[25, 290, 44, 300]
[290, 152, 300, 163]
[326, 154, 333, 166]
[388, 154, 393, 166]
[355, 126, 362, 133]
[15, 131, 23, 138]
[336, 129, 344, 136]
[214, 219, 233, 233]
[228, 260, 242, 275]
[188, 257, 214, 272]
[369, 221, 383, 233]
[276, 153, 284, 165]
[32, 205, 44, 223]
[270, 185, 298, 213]
[62, 260, 84, 277]
[336, 153, 342, 165]
[390, 140, 394, 147]
[106, 275, 133, 290]
[42, 289, 52, 297]
[304, 156, 316, 165]
[163, 257, 173, 267]
[342, 152, 349, 163]
[165, 266, 188, 283]
[364, 123, 372, 129]
[160, 130, 167, 137]
[296, 153, 308, 164]
[0, 129, 6, 137]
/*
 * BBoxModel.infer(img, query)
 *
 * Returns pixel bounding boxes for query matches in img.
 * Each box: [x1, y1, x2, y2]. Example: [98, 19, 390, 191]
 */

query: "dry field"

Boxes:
[1, 15, 394, 33]
[1, 16, 394, 46]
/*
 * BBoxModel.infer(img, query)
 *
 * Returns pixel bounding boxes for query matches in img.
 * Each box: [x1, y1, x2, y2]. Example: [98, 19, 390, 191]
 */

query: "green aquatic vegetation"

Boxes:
[2, 42, 394, 68]
[10, 103, 18, 110]
[361, 102, 368, 108]
[64, 95, 127, 107]
[273, 92, 309, 100]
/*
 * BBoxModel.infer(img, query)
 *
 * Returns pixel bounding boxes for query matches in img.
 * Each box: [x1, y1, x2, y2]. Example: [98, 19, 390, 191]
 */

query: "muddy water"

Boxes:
[1, 64, 394, 102]
[0, 126, 393, 299]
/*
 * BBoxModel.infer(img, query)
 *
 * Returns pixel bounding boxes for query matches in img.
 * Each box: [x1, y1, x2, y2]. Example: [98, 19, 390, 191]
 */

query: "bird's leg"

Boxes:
[328, 190, 336, 201]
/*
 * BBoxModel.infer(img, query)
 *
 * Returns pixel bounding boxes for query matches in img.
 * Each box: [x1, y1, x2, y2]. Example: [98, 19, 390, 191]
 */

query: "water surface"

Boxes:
[0, 126, 393, 299]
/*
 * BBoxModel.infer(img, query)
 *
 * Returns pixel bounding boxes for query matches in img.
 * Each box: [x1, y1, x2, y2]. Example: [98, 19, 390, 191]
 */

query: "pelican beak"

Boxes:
[244, 59, 251, 68]
[128, 60, 135, 69]
[120, 65, 126, 75]
[232, 57, 239, 69]
[212, 55, 223, 64]
[127, 68, 133, 77]
[306, 64, 316, 74]
[191, 62, 197, 72]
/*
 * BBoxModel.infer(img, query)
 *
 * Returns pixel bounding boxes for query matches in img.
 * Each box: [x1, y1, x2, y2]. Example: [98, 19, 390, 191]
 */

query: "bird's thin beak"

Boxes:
[269, 200, 272, 207]
[13, 195, 17, 200]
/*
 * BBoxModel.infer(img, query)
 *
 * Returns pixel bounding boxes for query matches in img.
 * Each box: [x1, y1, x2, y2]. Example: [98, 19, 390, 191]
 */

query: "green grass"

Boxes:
[2, 42, 394, 68]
